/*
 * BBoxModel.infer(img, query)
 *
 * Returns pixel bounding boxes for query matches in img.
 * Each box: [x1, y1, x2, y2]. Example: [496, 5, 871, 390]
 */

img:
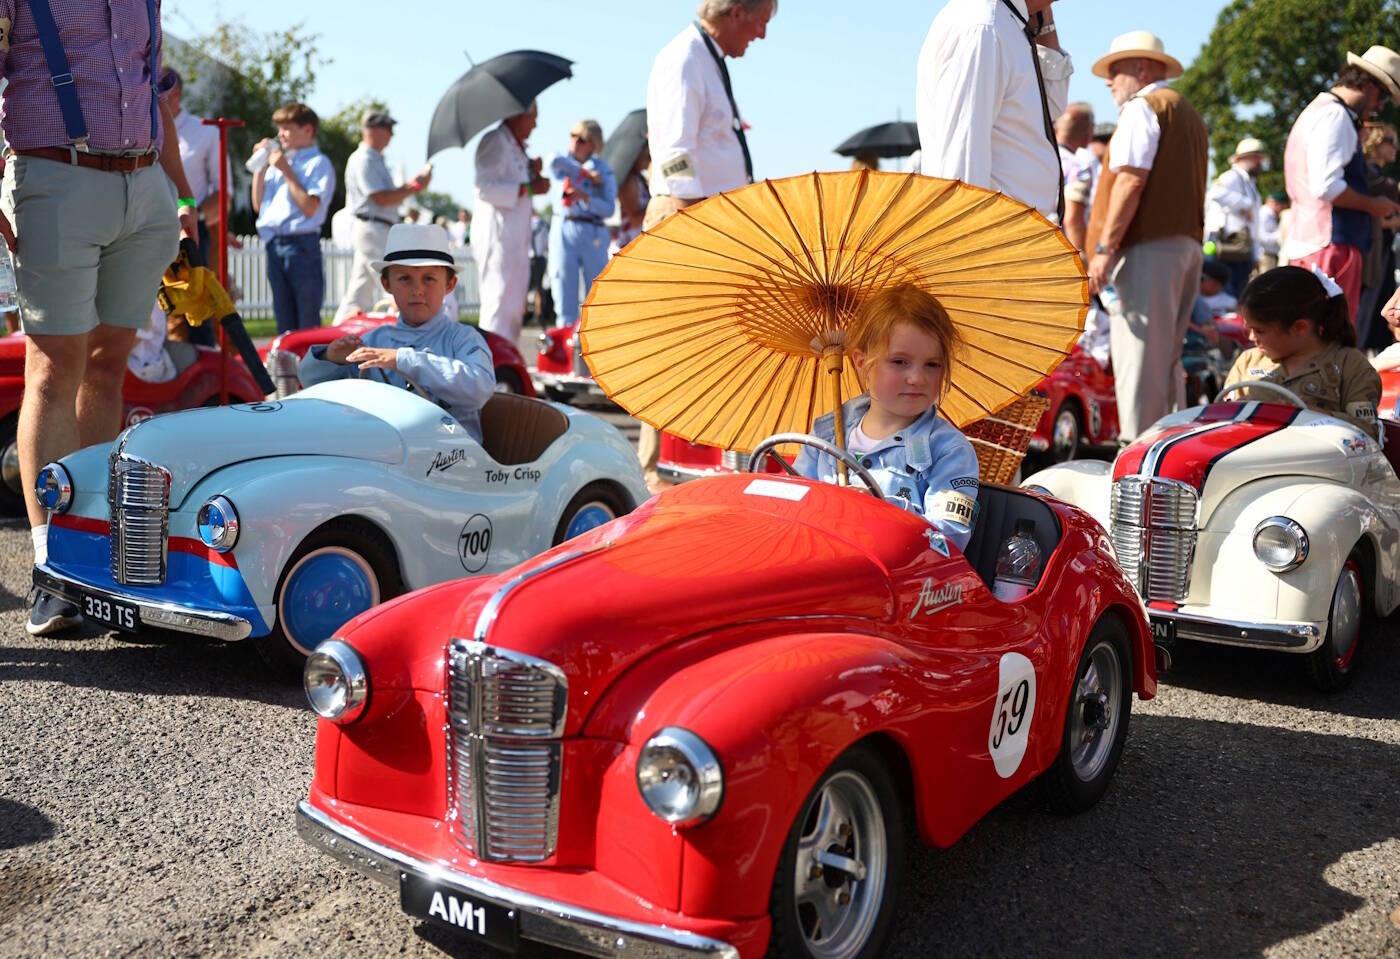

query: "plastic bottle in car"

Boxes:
[991, 519, 1041, 602]
[0, 247, 18, 313]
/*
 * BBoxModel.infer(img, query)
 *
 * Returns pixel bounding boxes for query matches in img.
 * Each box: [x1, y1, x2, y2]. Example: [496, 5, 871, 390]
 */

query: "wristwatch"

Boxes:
[1093, 243, 1115, 256]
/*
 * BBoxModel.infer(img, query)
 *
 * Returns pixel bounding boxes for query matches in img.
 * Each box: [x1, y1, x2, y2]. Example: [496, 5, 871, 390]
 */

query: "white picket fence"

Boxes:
[227, 236, 482, 318]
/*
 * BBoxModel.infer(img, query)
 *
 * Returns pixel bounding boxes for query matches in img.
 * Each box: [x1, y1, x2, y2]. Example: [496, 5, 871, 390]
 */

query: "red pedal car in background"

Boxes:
[1027, 344, 1120, 465]
[535, 320, 611, 403]
[297, 462, 1154, 959]
[0, 331, 264, 515]
[262, 311, 535, 399]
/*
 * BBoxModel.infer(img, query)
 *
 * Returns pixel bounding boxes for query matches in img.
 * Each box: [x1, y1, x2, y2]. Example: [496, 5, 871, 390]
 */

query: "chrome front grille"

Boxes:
[264, 348, 301, 398]
[108, 450, 170, 586]
[571, 336, 589, 378]
[447, 639, 566, 863]
[720, 449, 746, 471]
[1110, 476, 1198, 602]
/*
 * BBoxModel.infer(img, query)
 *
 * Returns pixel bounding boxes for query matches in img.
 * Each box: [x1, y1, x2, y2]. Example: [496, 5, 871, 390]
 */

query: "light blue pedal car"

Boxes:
[34, 381, 648, 673]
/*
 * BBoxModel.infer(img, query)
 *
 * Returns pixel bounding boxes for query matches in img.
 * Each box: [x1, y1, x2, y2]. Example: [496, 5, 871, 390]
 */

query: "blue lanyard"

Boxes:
[27, 0, 160, 148]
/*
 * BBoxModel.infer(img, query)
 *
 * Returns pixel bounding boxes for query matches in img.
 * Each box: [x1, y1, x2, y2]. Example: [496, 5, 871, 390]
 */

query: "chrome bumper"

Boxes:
[34, 564, 252, 642]
[296, 801, 739, 959]
[1149, 608, 1322, 653]
[533, 370, 608, 396]
[656, 463, 719, 484]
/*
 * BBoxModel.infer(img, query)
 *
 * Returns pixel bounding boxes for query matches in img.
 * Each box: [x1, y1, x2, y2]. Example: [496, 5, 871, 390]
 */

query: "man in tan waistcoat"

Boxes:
[1086, 31, 1208, 441]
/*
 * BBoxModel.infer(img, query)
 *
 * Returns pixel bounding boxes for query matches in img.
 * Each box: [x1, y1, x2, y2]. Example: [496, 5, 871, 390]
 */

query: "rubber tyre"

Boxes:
[0, 413, 25, 517]
[1043, 616, 1133, 814]
[1305, 553, 1364, 692]
[766, 744, 906, 959]
[493, 367, 525, 395]
[552, 482, 630, 546]
[253, 519, 403, 679]
[1049, 402, 1082, 463]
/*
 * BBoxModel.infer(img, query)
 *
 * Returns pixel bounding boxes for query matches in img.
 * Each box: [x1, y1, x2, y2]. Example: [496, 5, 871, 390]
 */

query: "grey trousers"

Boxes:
[1108, 235, 1204, 441]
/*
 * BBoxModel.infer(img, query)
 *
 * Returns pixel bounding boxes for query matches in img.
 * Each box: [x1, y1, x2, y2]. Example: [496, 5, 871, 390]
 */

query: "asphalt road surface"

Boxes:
[2, 383, 1399, 957]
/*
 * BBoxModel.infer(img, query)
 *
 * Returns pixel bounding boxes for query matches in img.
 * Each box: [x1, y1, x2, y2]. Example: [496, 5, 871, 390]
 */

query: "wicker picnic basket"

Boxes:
[964, 394, 1050, 486]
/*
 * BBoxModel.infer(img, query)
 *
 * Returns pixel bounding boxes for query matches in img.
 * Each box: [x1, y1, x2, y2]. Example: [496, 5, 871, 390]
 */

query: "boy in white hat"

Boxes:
[300, 223, 496, 441]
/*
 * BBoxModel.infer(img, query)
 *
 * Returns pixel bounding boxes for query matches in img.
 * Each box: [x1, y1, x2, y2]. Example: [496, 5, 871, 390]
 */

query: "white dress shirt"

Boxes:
[1107, 80, 1167, 172]
[915, 0, 1073, 218]
[1205, 162, 1261, 258]
[1283, 93, 1359, 261]
[174, 109, 227, 205]
[647, 24, 750, 200]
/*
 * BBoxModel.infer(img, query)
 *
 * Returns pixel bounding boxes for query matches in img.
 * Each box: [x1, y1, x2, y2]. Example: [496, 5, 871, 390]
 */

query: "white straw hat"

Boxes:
[371, 223, 464, 275]
[1229, 137, 1267, 162]
[1347, 45, 1400, 104]
[1092, 30, 1184, 80]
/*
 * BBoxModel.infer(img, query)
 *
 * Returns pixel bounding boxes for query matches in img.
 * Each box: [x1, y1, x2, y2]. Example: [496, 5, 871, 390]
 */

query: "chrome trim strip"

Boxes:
[1149, 609, 1321, 652]
[296, 801, 740, 959]
[473, 542, 610, 644]
[532, 371, 607, 393]
[34, 564, 252, 641]
[657, 463, 718, 484]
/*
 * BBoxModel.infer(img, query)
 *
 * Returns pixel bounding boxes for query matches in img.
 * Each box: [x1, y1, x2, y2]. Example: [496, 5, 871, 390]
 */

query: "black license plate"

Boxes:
[400, 873, 519, 951]
[77, 589, 139, 632]
[1150, 616, 1176, 645]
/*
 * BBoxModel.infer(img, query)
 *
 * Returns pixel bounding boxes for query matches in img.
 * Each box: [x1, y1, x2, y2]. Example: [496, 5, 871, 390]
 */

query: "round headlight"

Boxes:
[303, 639, 369, 724]
[34, 463, 73, 513]
[196, 496, 240, 552]
[1253, 517, 1309, 572]
[636, 727, 723, 826]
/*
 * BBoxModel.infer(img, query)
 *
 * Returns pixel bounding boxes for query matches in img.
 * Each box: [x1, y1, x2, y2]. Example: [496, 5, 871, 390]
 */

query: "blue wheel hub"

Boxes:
[565, 502, 615, 541]
[279, 548, 378, 654]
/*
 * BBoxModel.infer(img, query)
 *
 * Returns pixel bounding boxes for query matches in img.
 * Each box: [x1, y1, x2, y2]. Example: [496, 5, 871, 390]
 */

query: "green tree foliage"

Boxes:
[414, 188, 466, 221]
[1179, 0, 1400, 195]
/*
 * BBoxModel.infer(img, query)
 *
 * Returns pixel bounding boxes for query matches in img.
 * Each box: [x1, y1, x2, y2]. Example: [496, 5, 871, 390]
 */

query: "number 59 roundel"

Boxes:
[988, 652, 1037, 778]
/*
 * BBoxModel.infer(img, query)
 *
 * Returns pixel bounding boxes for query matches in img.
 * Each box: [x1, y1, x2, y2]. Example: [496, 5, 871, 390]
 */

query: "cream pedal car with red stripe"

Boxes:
[1023, 382, 1400, 690]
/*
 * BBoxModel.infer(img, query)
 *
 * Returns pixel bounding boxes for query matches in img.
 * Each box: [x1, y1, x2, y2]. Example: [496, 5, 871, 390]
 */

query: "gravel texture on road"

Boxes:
[2, 503, 1399, 958]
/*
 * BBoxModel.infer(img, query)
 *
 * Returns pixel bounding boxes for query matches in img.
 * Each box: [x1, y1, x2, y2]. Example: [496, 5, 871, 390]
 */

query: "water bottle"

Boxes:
[991, 519, 1041, 602]
[0, 246, 18, 313]
[244, 142, 272, 174]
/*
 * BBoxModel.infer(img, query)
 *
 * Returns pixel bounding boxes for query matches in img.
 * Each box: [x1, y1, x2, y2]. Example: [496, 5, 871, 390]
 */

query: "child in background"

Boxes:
[300, 223, 495, 441]
[794, 283, 981, 551]
[1225, 266, 1381, 439]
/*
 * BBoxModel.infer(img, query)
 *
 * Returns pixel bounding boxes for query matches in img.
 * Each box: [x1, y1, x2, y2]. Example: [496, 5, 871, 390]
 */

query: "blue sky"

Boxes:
[166, 0, 1230, 210]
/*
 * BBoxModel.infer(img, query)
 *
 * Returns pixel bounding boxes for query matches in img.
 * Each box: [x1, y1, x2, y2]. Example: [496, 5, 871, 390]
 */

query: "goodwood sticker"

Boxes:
[988, 652, 1036, 779]
[458, 513, 492, 573]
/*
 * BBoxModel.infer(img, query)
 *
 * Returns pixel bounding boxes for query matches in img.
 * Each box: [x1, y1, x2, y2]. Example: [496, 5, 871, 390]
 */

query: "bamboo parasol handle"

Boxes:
[823, 348, 848, 486]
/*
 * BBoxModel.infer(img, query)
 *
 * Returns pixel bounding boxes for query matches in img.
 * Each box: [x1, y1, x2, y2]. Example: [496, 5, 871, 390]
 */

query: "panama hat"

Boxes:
[1229, 137, 1267, 162]
[372, 223, 464, 275]
[1347, 45, 1400, 104]
[1092, 30, 1184, 80]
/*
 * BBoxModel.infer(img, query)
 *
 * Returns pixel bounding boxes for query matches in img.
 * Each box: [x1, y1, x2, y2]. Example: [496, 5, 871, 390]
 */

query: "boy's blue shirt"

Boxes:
[793, 394, 981, 551]
[299, 306, 496, 442]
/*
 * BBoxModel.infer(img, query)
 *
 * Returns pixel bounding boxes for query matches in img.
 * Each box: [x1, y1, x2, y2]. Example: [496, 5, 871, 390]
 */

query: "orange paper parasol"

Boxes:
[580, 170, 1087, 454]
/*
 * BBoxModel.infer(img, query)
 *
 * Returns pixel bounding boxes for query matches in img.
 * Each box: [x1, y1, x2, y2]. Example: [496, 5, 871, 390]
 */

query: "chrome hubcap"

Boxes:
[1, 439, 19, 496]
[1330, 564, 1362, 669]
[793, 770, 887, 958]
[1052, 409, 1078, 456]
[1069, 640, 1122, 782]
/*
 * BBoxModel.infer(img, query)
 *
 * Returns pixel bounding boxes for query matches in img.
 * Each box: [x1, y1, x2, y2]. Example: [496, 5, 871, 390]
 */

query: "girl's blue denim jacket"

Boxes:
[793, 394, 980, 552]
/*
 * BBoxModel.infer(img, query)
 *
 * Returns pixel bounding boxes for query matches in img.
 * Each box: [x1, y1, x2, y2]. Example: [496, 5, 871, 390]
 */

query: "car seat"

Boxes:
[479, 393, 569, 465]
[962, 486, 1063, 594]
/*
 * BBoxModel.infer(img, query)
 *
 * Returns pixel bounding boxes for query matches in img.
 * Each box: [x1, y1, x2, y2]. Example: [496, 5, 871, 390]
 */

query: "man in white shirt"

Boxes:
[1284, 46, 1400, 327]
[639, 0, 774, 488]
[1055, 102, 1093, 254]
[1204, 137, 1266, 296]
[1256, 190, 1287, 272]
[916, 0, 1072, 221]
[160, 70, 230, 288]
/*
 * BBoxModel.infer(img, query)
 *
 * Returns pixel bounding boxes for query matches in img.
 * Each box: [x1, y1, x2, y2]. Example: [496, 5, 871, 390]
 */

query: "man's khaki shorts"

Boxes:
[2, 154, 179, 336]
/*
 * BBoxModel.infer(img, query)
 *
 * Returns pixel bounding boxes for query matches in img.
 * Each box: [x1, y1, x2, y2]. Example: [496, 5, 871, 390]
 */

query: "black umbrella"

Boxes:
[834, 121, 920, 159]
[601, 108, 647, 179]
[426, 50, 574, 158]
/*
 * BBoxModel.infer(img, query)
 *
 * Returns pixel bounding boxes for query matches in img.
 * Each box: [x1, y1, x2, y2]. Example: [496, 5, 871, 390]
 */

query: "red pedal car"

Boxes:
[262, 311, 535, 398]
[297, 459, 1154, 959]
[0, 331, 264, 515]
[1028, 343, 1120, 464]
[535, 320, 610, 402]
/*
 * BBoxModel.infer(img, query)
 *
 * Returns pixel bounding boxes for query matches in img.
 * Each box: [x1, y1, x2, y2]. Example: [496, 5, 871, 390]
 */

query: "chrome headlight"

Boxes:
[1253, 517, 1308, 572]
[636, 727, 723, 826]
[303, 639, 369, 724]
[35, 463, 73, 513]
[196, 495, 240, 552]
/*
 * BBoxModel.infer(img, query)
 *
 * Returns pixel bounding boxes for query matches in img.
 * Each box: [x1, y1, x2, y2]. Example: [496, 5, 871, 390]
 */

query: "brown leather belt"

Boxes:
[13, 146, 157, 172]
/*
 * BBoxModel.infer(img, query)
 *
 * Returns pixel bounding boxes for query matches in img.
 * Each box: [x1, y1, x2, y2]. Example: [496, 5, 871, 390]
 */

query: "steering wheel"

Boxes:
[1214, 379, 1307, 408]
[747, 432, 886, 501]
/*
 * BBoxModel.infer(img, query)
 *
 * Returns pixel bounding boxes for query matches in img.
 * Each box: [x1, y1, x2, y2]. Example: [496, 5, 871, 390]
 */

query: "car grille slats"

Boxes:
[720, 449, 746, 471]
[1110, 477, 1198, 603]
[109, 444, 170, 586]
[448, 639, 565, 863]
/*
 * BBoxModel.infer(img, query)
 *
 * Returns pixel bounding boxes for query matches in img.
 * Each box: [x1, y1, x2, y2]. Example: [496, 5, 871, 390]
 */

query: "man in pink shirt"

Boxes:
[1284, 46, 1400, 325]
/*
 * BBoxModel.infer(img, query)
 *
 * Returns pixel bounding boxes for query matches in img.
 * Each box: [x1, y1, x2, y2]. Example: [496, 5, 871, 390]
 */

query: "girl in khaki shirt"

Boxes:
[1225, 265, 1382, 439]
